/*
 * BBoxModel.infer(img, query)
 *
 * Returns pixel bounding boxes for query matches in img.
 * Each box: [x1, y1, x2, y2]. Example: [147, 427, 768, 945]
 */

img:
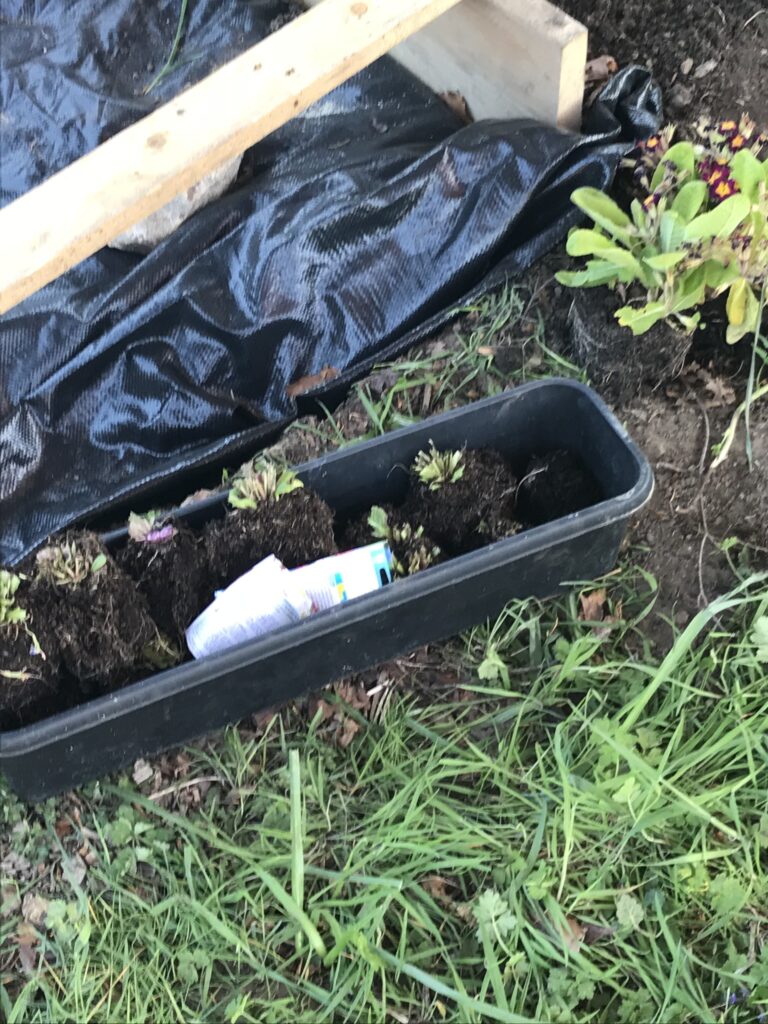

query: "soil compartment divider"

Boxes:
[0, 380, 652, 801]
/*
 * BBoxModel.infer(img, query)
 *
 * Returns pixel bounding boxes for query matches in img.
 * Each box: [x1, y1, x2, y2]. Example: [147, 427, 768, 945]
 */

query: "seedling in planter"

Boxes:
[205, 458, 336, 588]
[0, 570, 59, 729]
[368, 505, 442, 576]
[406, 444, 520, 552]
[119, 511, 209, 643]
[228, 462, 304, 508]
[33, 532, 161, 687]
[413, 444, 465, 490]
[557, 116, 768, 343]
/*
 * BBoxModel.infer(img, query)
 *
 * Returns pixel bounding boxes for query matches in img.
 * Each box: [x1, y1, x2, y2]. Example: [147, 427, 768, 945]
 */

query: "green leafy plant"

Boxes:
[367, 505, 441, 576]
[228, 461, 303, 510]
[412, 443, 465, 490]
[36, 540, 108, 585]
[0, 571, 27, 628]
[557, 117, 768, 343]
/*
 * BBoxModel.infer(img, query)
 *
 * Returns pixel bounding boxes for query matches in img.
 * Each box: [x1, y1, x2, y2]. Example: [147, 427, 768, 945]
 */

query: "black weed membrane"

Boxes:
[0, 0, 661, 566]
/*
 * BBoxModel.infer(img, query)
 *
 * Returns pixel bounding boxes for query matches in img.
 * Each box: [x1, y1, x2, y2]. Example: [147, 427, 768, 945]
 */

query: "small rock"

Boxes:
[693, 58, 718, 79]
[668, 83, 694, 113]
[132, 758, 154, 786]
[680, 57, 694, 75]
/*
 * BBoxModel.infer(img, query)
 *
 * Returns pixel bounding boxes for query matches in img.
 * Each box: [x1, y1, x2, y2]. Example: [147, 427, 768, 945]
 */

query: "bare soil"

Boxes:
[559, 0, 768, 125]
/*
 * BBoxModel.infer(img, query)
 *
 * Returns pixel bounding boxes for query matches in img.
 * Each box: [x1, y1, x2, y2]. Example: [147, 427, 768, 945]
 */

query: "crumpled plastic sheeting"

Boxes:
[0, 0, 662, 566]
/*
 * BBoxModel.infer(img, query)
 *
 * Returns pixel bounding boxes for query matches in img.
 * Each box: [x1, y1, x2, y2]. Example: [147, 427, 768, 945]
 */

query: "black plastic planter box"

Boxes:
[0, 380, 652, 801]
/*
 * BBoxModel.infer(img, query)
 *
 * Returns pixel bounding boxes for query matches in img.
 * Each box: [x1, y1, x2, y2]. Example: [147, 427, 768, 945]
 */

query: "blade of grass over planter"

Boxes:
[3, 568, 767, 1022]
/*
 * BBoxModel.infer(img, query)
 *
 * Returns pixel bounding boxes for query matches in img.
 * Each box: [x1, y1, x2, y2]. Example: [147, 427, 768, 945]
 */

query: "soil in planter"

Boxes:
[205, 489, 337, 590]
[569, 290, 693, 403]
[28, 531, 161, 692]
[118, 526, 211, 643]
[403, 449, 520, 553]
[0, 610, 63, 730]
[517, 450, 603, 526]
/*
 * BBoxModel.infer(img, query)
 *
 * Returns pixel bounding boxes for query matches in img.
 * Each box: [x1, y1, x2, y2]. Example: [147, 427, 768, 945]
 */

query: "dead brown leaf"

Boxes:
[439, 90, 473, 124]
[286, 366, 339, 398]
[53, 817, 72, 839]
[338, 715, 361, 748]
[132, 758, 154, 786]
[1, 883, 20, 919]
[578, 588, 607, 622]
[16, 922, 39, 974]
[585, 55, 619, 83]
[21, 892, 49, 928]
[61, 853, 87, 888]
[555, 915, 586, 953]
[420, 875, 457, 908]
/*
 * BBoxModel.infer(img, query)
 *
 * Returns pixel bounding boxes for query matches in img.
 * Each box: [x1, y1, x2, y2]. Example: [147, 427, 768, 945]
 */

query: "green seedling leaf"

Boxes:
[751, 616, 768, 661]
[704, 259, 741, 292]
[644, 251, 687, 272]
[556, 262, 624, 288]
[571, 187, 633, 242]
[709, 874, 747, 918]
[474, 889, 516, 943]
[565, 228, 612, 257]
[726, 283, 760, 343]
[671, 180, 708, 222]
[671, 265, 707, 312]
[650, 141, 696, 191]
[598, 247, 648, 282]
[616, 301, 667, 334]
[659, 209, 687, 253]
[726, 277, 749, 327]
[90, 553, 108, 574]
[729, 148, 766, 201]
[685, 193, 750, 241]
[367, 505, 389, 540]
[616, 893, 644, 931]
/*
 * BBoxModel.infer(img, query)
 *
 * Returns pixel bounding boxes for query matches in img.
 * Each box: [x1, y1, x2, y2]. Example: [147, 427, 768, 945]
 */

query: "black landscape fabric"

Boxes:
[0, 0, 661, 566]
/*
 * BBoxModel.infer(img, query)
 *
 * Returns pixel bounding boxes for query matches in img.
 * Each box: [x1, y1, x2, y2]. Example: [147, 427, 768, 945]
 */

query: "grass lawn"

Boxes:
[2, 288, 768, 1023]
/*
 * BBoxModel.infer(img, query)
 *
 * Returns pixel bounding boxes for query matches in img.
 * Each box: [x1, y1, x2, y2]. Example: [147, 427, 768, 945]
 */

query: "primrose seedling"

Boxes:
[412, 443, 465, 491]
[128, 511, 177, 544]
[36, 539, 108, 585]
[0, 570, 27, 628]
[367, 505, 441, 576]
[228, 460, 304, 510]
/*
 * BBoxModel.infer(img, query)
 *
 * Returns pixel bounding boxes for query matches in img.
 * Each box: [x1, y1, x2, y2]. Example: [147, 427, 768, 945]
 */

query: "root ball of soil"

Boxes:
[30, 531, 158, 690]
[205, 488, 336, 589]
[405, 448, 519, 553]
[0, 620, 61, 730]
[118, 526, 210, 642]
[517, 450, 601, 526]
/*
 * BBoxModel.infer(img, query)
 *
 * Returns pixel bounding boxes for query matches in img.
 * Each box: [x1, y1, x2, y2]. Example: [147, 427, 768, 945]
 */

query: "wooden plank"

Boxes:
[309, 0, 587, 130]
[0, 0, 462, 315]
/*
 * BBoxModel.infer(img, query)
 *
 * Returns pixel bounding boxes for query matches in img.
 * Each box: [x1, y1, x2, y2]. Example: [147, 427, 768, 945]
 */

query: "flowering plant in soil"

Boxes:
[557, 116, 768, 343]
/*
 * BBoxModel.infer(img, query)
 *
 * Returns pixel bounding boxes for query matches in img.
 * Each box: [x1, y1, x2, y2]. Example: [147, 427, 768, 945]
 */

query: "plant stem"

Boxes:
[711, 381, 768, 470]
[144, 0, 189, 95]
[744, 281, 766, 470]
[289, 749, 305, 955]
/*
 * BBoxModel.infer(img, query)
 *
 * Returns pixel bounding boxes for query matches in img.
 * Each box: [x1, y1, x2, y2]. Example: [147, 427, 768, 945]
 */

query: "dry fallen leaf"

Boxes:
[62, 853, 88, 888]
[439, 90, 473, 124]
[578, 588, 608, 623]
[132, 758, 154, 786]
[16, 922, 39, 974]
[420, 875, 457, 908]
[21, 892, 49, 928]
[1, 883, 20, 919]
[286, 366, 340, 398]
[556, 915, 587, 953]
[585, 55, 618, 83]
